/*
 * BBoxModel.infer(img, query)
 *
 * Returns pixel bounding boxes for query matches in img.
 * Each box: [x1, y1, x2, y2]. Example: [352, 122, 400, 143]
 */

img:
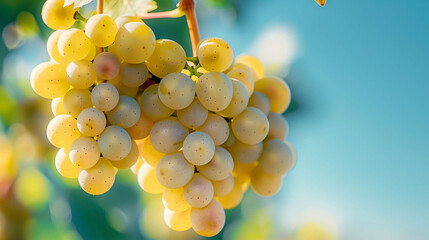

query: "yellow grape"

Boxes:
[91, 83, 120, 111]
[177, 97, 208, 129]
[259, 139, 294, 176]
[51, 97, 66, 116]
[106, 96, 141, 128]
[199, 147, 234, 181]
[93, 52, 121, 80]
[162, 188, 191, 212]
[119, 62, 149, 87]
[47, 30, 67, 63]
[149, 117, 189, 154]
[55, 148, 79, 179]
[236, 55, 264, 79]
[248, 91, 270, 116]
[63, 88, 93, 118]
[218, 79, 249, 118]
[156, 153, 194, 189]
[284, 141, 296, 169]
[212, 174, 234, 197]
[228, 140, 263, 164]
[46, 114, 80, 148]
[227, 68, 254, 96]
[140, 84, 174, 121]
[115, 22, 156, 64]
[164, 208, 192, 232]
[108, 75, 138, 98]
[84, 42, 97, 61]
[146, 39, 187, 78]
[190, 200, 225, 237]
[197, 38, 234, 72]
[78, 157, 116, 195]
[231, 107, 269, 145]
[138, 162, 165, 194]
[110, 140, 139, 169]
[115, 16, 143, 29]
[66, 60, 97, 89]
[221, 122, 236, 148]
[131, 156, 144, 175]
[141, 137, 165, 167]
[76, 107, 106, 137]
[42, 0, 76, 30]
[196, 72, 233, 112]
[69, 137, 100, 169]
[266, 112, 289, 140]
[30, 61, 69, 99]
[158, 72, 195, 110]
[58, 28, 91, 61]
[232, 160, 256, 188]
[230, 62, 258, 83]
[85, 14, 117, 47]
[216, 178, 244, 209]
[125, 112, 153, 140]
[250, 165, 282, 197]
[198, 113, 229, 146]
[182, 132, 215, 166]
[183, 173, 214, 208]
[97, 126, 132, 161]
[254, 76, 291, 113]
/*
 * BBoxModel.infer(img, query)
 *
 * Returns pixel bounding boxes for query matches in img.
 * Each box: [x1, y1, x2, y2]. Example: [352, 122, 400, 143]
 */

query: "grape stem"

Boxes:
[97, 0, 103, 14]
[139, 8, 184, 19]
[74, 12, 88, 23]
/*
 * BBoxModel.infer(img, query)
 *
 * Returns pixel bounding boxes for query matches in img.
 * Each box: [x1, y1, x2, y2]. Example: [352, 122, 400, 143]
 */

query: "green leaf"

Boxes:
[104, 0, 157, 19]
[315, 0, 327, 7]
[64, 0, 94, 8]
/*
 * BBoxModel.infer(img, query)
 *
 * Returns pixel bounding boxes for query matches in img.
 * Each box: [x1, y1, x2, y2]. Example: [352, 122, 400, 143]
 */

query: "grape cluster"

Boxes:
[32, 0, 296, 237]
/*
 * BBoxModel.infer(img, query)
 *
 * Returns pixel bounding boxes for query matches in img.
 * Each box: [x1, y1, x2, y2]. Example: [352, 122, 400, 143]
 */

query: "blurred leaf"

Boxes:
[16, 12, 39, 37]
[0, 86, 19, 125]
[105, 0, 157, 19]
[315, 0, 326, 7]
[64, 0, 94, 8]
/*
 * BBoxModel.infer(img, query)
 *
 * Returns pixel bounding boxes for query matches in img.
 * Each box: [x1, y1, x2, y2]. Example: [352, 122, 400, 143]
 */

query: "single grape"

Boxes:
[93, 52, 121, 80]
[197, 38, 234, 72]
[63, 88, 93, 118]
[115, 22, 156, 64]
[125, 112, 153, 140]
[158, 72, 195, 110]
[41, 0, 76, 30]
[248, 91, 270, 116]
[182, 132, 215, 166]
[98, 125, 132, 161]
[177, 97, 208, 129]
[254, 76, 291, 113]
[141, 136, 166, 167]
[66, 60, 97, 89]
[250, 166, 282, 197]
[69, 137, 100, 169]
[47, 30, 67, 63]
[229, 62, 258, 84]
[198, 113, 229, 146]
[58, 28, 91, 61]
[236, 55, 264, 79]
[91, 83, 120, 111]
[51, 97, 66, 116]
[30, 62, 70, 99]
[138, 162, 166, 194]
[226, 68, 254, 96]
[231, 107, 269, 145]
[228, 140, 263, 164]
[212, 174, 234, 197]
[146, 39, 187, 78]
[156, 153, 194, 189]
[55, 148, 79, 179]
[149, 117, 188, 154]
[106, 95, 141, 128]
[266, 112, 289, 140]
[110, 140, 139, 169]
[198, 147, 234, 181]
[164, 208, 192, 232]
[119, 62, 148, 87]
[140, 84, 174, 121]
[218, 79, 249, 118]
[284, 141, 296, 169]
[183, 173, 214, 208]
[115, 16, 143, 29]
[162, 188, 191, 212]
[216, 177, 244, 209]
[85, 14, 117, 47]
[196, 72, 233, 112]
[190, 200, 225, 237]
[78, 157, 116, 195]
[46, 114, 80, 148]
[77, 108, 106, 137]
[259, 139, 294, 176]
[108, 75, 139, 98]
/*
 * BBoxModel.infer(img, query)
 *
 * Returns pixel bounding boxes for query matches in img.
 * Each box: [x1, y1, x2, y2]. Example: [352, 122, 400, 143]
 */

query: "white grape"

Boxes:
[119, 62, 148, 87]
[150, 117, 188, 154]
[78, 157, 116, 195]
[76, 108, 106, 137]
[231, 107, 269, 145]
[182, 132, 215, 166]
[266, 112, 289, 140]
[156, 153, 194, 189]
[198, 113, 229, 146]
[250, 165, 282, 197]
[254, 76, 291, 113]
[197, 38, 234, 72]
[66, 60, 97, 89]
[212, 174, 234, 197]
[162, 188, 191, 212]
[69, 137, 100, 169]
[97, 125, 132, 161]
[183, 173, 214, 208]
[30, 62, 69, 99]
[177, 97, 208, 129]
[190, 200, 225, 237]
[196, 72, 233, 112]
[146, 39, 187, 78]
[106, 95, 141, 128]
[158, 72, 195, 110]
[227, 140, 262, 164]
[85, 14, 117, 47]
[218, 79, 249, 118]
[248, 91, 270, 116]
[138, 162, 166, 194]
[46, 114, 80, 148]
[259, 139, 294, 176]
[63, 88, 93, 118]
[139, 84, 174, 121]
[198, 147, 234, 181]
[164, 208, 192, 232]
[93, 52, 121, 80]
[55, 148, 79, 179]
[91, 83, 120, 111]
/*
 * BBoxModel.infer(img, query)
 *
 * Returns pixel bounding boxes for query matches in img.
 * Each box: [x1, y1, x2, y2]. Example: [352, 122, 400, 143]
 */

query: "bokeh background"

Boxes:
[1, 0, 428, 239]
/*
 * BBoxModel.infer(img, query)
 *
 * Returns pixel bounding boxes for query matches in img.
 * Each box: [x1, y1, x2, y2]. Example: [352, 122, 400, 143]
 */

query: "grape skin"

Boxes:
[63, 88, 93, 118]
[91, 83, 120, 112]
[156, 153, 194, 189]
[106, 96, 141, 128]
[66, 60, 97, 89]
[78, 157, 116, 195]
[228, 140, 263, 164]
[236, 55, 264, 80]
[108, 76, 139, 98]
[69, 137, 100, 169]
[197, 38, 234, 72]
[162, 187, 191, 212]
[138, 162, 166, 194]
[110, 140, 139, 169]
[248, 91, 270, 116]
[46, 114, 80, 148]
[30, 62, 70, 99]
[98, 125, 132, 161]
[42, 0, 76, 30]
[266, 112, 289, 140]
[198, 147, 234, 181]
[140, 84, 174, 121]
[198, 113, 229, 146]
[149, 117, 189, 154]
[190, 200, 225, 237]
[183, 173, 214, 208]
[212, 174, 234, 197]
[85, 14, 118, 47]
[259, 139, 294, 176]
[254, 76, 291, 114]
[115, 16, 143, 29]
[164, 208, 192, 232]
[227, 68, 254, 96]
[177, 97, 208, 129]
[58, 28, 91, 61]
[158, 72, 195, 110]
[77, 108, 106, 137]
[218, 79, 250, 118]
[141, 136, 165, 167]
[93, 52, 121, 80]
[55, 148, 79, 179]
[216, 178, 244, 209]
[146, 39, 187, 78]
[51, 97, 66, 116]
[231, 107, 269, 145]
[182, 132, 215, 166]
[196, 72, 233, 112]
[47, 30, 67, 63]
[119, 62, 149, 88]
[125, 112, 153, 140]
[250, 165, 282, 197]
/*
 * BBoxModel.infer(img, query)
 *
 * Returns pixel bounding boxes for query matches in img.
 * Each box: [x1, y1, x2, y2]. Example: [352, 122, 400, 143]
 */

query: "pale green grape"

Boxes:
[156, 153, 194, 189]
[197, 38, 234, 72]
[182, 132, 215, 166]
[108, 75, 138, 98]
[198, 147, 234, 181]
[30, 62, 70, 99]
[254, 76, 291, 113]
[284, 141, 296, 169]
[140, 84, 174, 121]
[221, 122, 235, 148]
[63, 88, 93, 118]
[226, 68, 254, 96]
[259, 139, 293, 176]
[164, 208, 192, 232]
[119, 62, 148, 87]
[76, 107, 106, 137]
[138, 162, 166, 194]
[58, 28, 91, 61]
[190, 200, 225, 237]
[162, 188, 191, 212]
[69, 137, 100, 169]
[66, 60, 97, 89]
[248, 91, 270, 116]
[236, 55, 264, 79]
[146, 39, 187, 78]
[78, 157, 116, 195]
[212, 174, 234, 197]
[93, 52, 121, 80]
[115, 16, 143, 29]
[115, 22, 156, 64]
[183, 173, 214, 208]
[267, 112, 289, 140]
[158, 72, 195, 110]
[216, 178, 244, 209]
[55, 148, 79, 179]
[250, 165, 282, 197]
[125, 112, 153, 140]
[231, 107, 269, 145]
[198, 113, 229, 146]
[47, 30, 67, 63]
[106, 96, 141, 128]
[177, 97, 208, 129]
[85, 14, 117, 47]
[218, 79, 249, 118]
[196, 72, 233, 112]
[110, 140, 139, 169]
[149, 117, 188, 154]
[91, 83, 119, 111]
[98, 125, 132, 161]
[142, 137, 165, 167]
[228, 140, 262, 164]
[51, 97, 66, 116]
[42, 0, 76, 30]
[46, 114, 80, 148]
